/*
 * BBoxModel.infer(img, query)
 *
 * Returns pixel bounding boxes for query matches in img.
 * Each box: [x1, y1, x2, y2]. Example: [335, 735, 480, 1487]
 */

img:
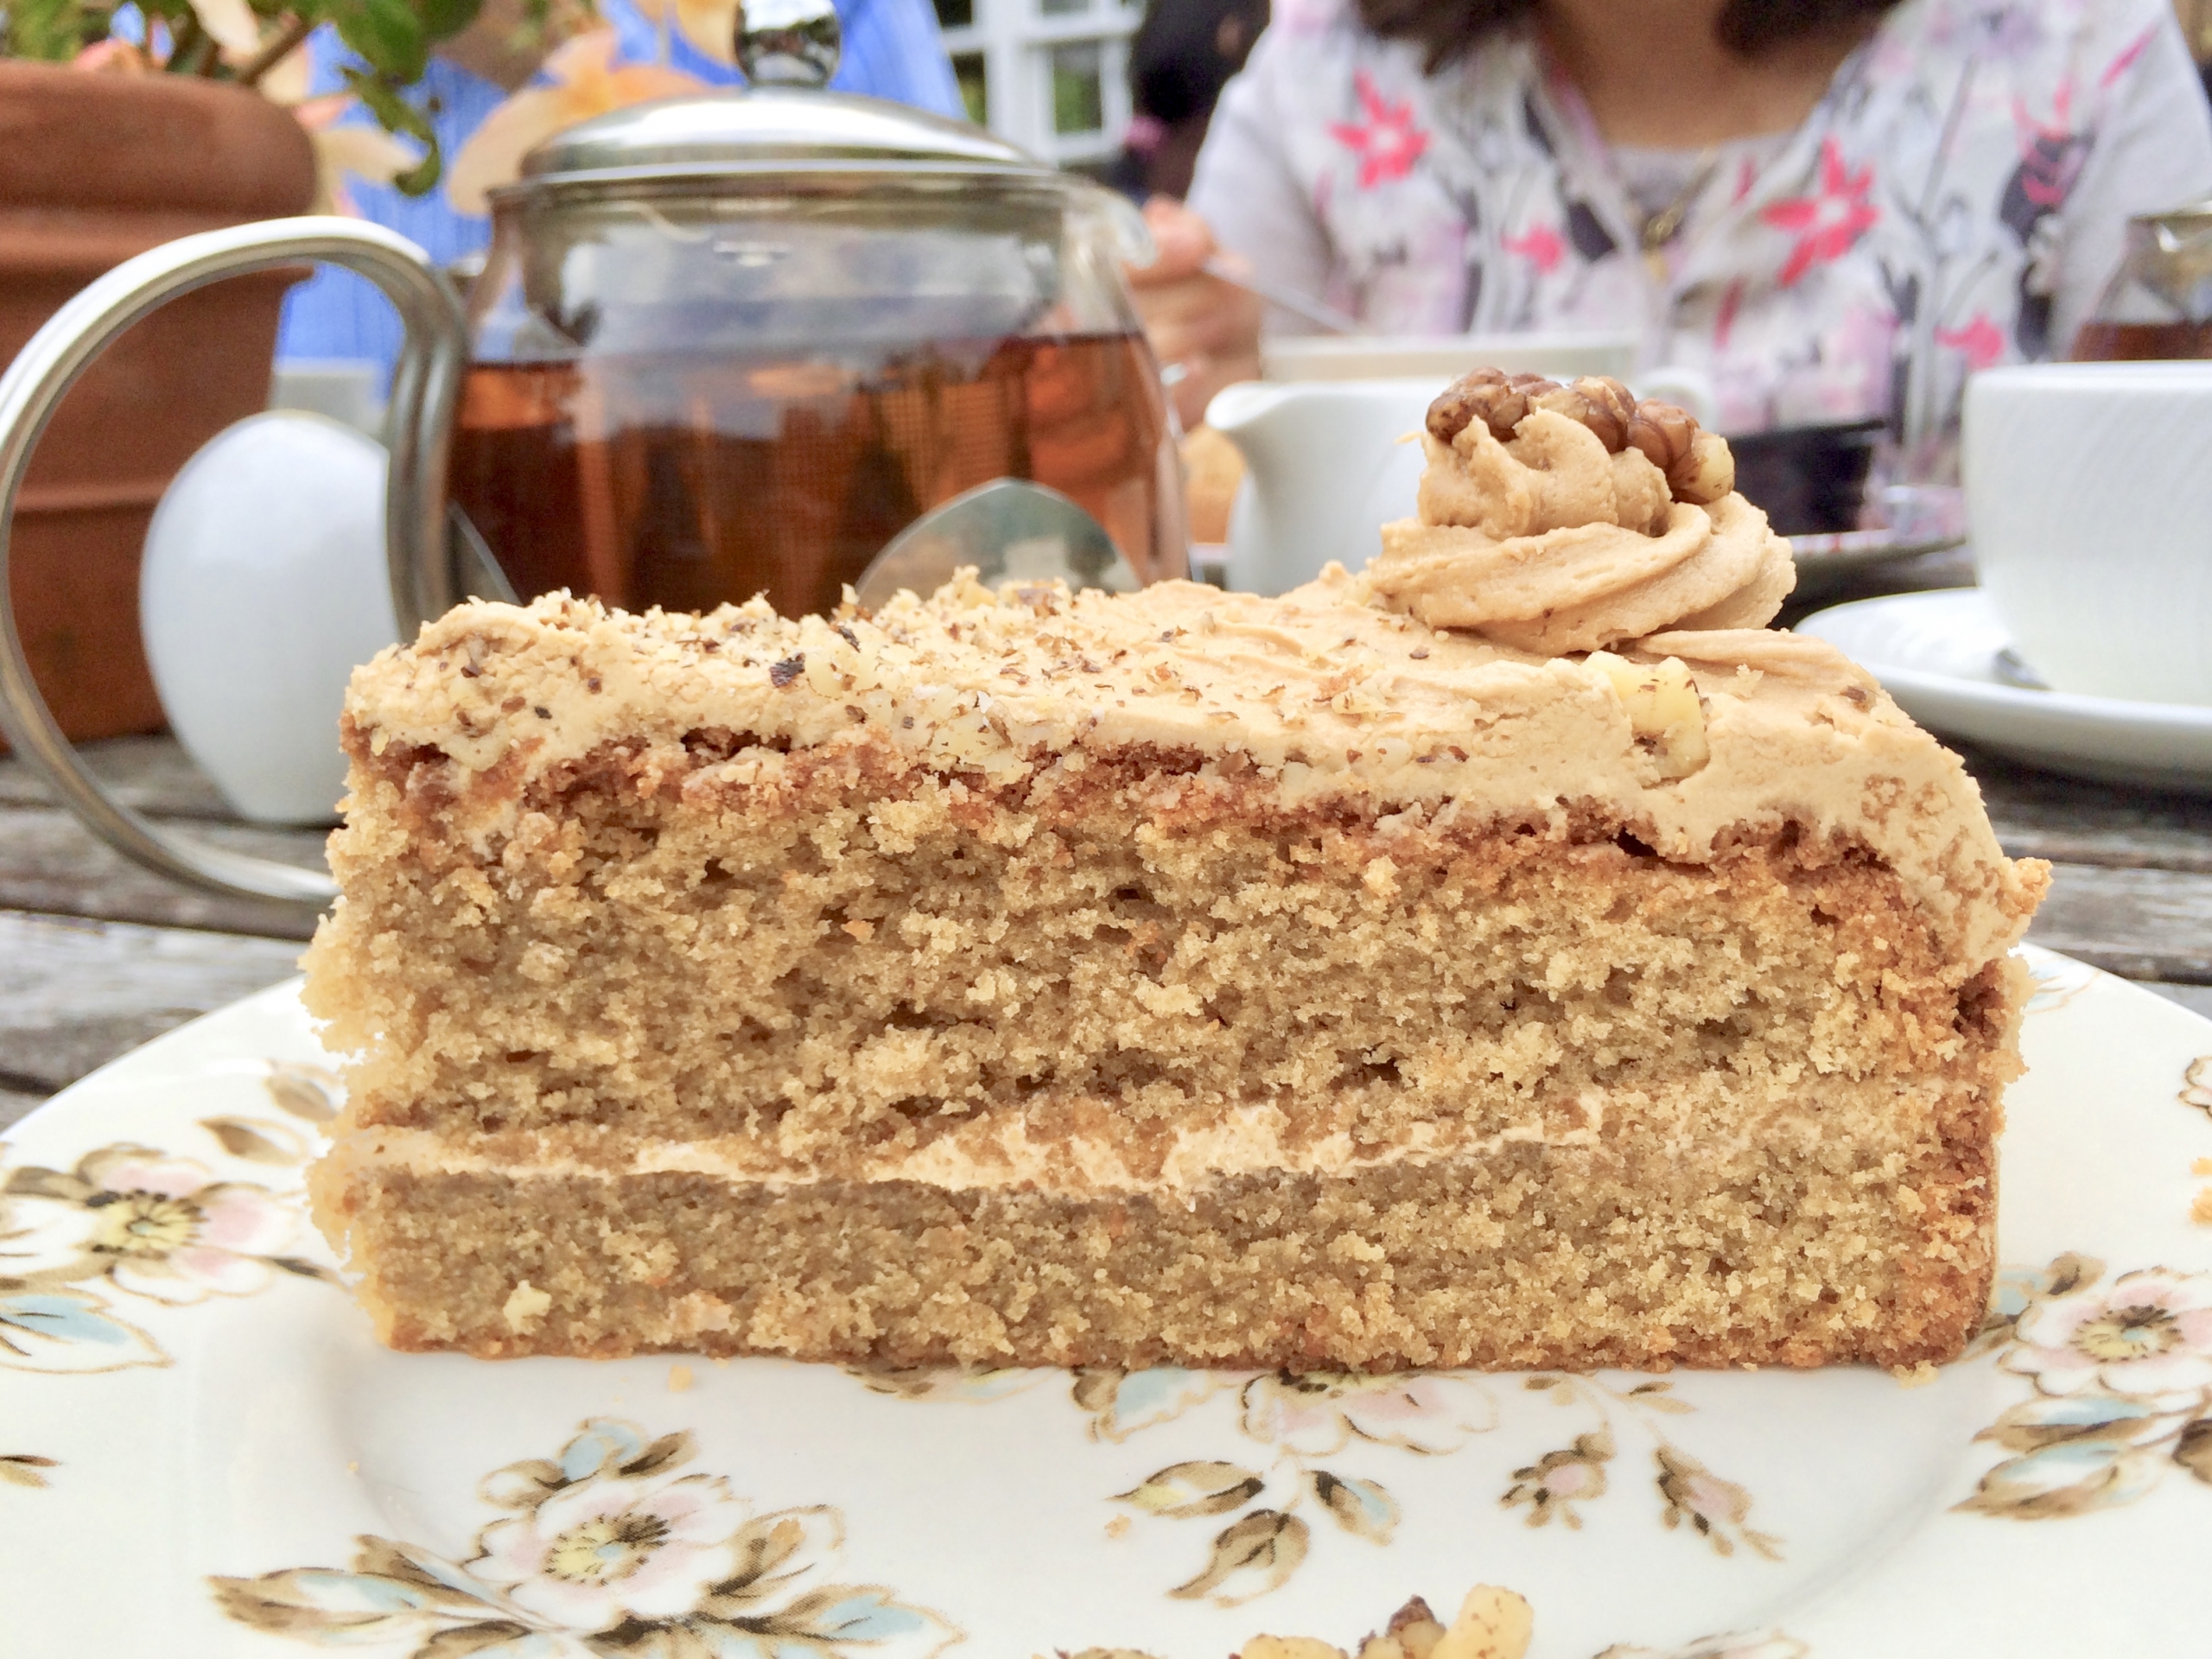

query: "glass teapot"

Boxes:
[2070, 197, 2212, 360]
[0, 9, 1181, 915]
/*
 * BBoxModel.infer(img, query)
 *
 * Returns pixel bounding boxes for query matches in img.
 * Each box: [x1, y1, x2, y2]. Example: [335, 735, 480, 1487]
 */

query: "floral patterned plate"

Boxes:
[5, 944, 2212, 1659]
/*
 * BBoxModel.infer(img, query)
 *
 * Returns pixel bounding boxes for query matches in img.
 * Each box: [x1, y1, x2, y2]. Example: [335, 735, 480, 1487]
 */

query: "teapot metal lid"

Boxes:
[508, 0, 1057, 200]
[513, 90, 1051, 193]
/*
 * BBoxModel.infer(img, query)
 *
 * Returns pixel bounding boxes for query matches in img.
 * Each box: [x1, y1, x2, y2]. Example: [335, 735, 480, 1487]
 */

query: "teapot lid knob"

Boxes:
[735, 0, 842, 87]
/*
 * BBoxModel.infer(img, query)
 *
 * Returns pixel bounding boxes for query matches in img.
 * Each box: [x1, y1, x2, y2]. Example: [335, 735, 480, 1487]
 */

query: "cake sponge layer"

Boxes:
[308, 736, 2022, 1184]
[317, 1139, 1994, 1370]
[308, 728, 2029, 1370]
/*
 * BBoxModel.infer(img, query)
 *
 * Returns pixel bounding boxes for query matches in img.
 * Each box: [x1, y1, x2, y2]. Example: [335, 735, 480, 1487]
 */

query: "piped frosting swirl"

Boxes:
[1364, 372, 1796, 655]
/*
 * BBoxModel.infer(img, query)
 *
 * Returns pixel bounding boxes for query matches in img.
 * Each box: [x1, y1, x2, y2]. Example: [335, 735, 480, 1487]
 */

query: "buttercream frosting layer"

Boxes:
[324, 1062, 1947, 1198]
[1367, 409, 1796, 654]
[344, 575, 2039, 964]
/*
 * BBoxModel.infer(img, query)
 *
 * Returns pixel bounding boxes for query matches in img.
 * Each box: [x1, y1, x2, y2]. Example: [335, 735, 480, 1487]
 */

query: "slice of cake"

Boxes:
[304, 372, 2047, 1371]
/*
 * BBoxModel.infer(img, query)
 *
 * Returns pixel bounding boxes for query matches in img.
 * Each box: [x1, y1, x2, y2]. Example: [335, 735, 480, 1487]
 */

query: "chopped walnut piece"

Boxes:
[1667, 428, 1736, 505]
[1431, 368, 1695, 474]
[1622, 397, 1737, 502]
[1624, 397, 1697, 474]
[1431, 1586, 1534, 1659]
[1426, 367, 1560, 443]
[1587, 651, 1710, 781]
[1530, 375, 1637, 451]
[1386, 1598, 1447, 1659]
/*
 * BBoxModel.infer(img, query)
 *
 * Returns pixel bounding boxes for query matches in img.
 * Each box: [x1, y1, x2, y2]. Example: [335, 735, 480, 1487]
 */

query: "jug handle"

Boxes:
[0, 216, 468, 918]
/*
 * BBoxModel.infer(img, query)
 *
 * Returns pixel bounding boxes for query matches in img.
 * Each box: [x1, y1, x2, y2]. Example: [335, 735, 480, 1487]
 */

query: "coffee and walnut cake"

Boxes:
[305, 371, 2047, 1372]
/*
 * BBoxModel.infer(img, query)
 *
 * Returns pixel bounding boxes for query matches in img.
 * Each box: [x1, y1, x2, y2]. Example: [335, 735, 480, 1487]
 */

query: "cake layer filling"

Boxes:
[306, 752, 2021, 1164]
[321, 1049, 1984, 1194]
[318, 1141, 1995, 1371]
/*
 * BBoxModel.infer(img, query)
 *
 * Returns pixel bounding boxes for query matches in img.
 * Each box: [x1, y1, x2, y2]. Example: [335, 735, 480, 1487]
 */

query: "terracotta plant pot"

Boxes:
[0, 62, 315, 744]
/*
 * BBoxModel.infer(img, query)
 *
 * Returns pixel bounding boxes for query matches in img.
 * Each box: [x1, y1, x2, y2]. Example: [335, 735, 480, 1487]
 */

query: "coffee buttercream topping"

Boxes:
[1368, 372, 1795, 655]
[351, 569, 2044, 966]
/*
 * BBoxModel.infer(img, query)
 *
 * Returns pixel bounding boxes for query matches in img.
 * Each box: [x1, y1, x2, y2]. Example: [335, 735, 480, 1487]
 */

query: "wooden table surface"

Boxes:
[3, 710, 2208, 1136]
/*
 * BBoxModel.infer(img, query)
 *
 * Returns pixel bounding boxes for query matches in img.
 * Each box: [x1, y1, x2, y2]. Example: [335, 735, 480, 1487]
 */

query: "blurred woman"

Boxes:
[1135, 0, 2212, 450]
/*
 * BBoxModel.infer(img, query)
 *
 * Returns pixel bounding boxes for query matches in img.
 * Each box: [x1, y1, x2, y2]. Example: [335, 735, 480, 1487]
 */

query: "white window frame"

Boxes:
[936, 0, 1140, 168]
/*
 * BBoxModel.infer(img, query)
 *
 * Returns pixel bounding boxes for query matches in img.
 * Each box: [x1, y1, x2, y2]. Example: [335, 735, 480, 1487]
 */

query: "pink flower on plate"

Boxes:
[1239, 1371, 1495, 1457]
[1329, 70, 1430, 189]
[2008, 1268, 2212, 1399]
[2, 1146, 300, 1305]
[471, 1471, 748, 1630]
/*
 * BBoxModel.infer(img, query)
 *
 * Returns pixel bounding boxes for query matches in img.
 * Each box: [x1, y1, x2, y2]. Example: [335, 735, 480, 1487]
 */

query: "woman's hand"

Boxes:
[1128, 198, 1263, 431]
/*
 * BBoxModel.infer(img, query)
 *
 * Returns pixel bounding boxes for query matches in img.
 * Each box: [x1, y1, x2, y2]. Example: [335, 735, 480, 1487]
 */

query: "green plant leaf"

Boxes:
[329, 0, 430, 81]
[340, 67, 442, 194]
[415, 0, 483, 43]
[3, 0, 102, 61]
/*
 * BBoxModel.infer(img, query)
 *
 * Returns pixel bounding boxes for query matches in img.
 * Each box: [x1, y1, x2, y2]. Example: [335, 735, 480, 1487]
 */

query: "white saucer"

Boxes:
[1797, 588, 2212, 793]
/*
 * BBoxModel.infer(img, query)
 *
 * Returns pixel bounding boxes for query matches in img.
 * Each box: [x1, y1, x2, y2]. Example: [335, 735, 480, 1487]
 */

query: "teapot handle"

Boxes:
[0, 216, 468, 919]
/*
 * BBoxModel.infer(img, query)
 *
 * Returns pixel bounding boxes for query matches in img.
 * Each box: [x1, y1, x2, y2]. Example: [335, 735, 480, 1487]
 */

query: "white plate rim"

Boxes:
[3, 953, 2211, 1659]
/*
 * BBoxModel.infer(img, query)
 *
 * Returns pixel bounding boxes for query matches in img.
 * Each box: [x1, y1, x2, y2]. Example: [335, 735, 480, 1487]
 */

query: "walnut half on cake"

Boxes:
[304, 378, 2046, 1372]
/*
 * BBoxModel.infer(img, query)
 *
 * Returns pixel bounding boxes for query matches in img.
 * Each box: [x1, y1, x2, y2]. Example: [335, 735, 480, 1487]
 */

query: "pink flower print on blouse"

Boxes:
[1937, 312, 2008, 371]
[1503, 222, 1566, 275]
[1330, 69, 1429, 189]
[2100, 22, 2157, 90]
[1761, 137, 1878, 286]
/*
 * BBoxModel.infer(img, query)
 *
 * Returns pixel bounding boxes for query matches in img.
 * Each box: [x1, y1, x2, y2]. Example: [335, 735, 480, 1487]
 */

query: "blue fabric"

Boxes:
[277, 0, 961, 369]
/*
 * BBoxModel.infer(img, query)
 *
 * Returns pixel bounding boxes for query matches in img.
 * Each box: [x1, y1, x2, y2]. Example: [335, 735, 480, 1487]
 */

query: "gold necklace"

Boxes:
[1637, 146, 1719, 285]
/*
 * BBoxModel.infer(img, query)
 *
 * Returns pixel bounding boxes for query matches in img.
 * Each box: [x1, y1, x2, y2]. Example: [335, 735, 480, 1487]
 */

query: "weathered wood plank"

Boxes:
[0, 906, 300, 1132]
[0, 910, 301, 1099]
[0, 805, 326, 939]
[2025, 861, 2212, 983]
[1961, 743, 2212, 875]
[0, 734, 260, 823]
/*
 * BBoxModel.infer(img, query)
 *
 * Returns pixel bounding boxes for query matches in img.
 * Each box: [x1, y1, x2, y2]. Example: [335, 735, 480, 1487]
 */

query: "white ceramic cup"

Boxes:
[1966, 361, 2212, 706]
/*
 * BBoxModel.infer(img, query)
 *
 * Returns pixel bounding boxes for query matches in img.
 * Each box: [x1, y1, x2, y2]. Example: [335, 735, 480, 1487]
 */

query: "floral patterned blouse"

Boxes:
[1187, 0, 2212, 446]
